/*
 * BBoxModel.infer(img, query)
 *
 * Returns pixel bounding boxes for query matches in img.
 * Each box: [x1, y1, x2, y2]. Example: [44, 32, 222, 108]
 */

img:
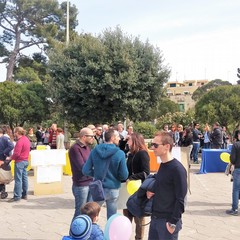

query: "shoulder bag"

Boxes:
[89, 158, 111, 202]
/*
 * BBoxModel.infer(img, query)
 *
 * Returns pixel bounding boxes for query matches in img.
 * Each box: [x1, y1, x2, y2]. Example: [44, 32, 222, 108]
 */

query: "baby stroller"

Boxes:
[0, 161, 13, 199]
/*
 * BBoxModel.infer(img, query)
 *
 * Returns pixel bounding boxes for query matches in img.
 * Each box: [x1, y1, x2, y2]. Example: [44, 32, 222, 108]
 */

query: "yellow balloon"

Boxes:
[127, 180, 141, 195]
[220, 152, 230, 163]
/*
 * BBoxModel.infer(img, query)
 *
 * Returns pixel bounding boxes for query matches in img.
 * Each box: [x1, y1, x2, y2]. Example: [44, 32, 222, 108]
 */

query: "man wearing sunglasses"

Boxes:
[68, 127, 95, 220]
[147, 131, 187, 240]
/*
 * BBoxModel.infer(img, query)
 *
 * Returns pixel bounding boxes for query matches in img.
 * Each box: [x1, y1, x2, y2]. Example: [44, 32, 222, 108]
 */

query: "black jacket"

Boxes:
[230, 141, 240, 169]
[210, 128, 223, 146]
[127, 150, 150, 182]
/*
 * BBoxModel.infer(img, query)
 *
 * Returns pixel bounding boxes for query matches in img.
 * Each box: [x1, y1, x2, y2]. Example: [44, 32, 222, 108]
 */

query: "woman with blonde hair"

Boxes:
[203, 123, 211, 149]
[178, 124, 184, 146]
[170, 124, 180, 146]
[123, 132, 150, 240]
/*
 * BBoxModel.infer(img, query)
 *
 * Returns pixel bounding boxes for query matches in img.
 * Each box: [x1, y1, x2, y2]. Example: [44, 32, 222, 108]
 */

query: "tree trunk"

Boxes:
[6, 31, 21, 82]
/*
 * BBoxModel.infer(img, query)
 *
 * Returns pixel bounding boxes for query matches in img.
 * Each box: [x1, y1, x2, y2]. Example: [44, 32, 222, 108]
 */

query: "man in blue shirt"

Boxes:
[192, 122, 202, 164]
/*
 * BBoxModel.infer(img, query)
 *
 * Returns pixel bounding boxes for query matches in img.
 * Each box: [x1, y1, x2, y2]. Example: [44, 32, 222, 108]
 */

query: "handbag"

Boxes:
[0, 168, 13, 184]
[89, 158, 111, 202]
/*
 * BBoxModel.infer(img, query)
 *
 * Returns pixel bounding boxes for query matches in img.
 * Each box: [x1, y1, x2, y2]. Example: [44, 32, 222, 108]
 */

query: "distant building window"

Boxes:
[201, 83, 204, 86]
[179, 104, 185, 112]
[170, 83, 176, 87]
[183, 91, 189, 95]
[188, 83, 193, 86]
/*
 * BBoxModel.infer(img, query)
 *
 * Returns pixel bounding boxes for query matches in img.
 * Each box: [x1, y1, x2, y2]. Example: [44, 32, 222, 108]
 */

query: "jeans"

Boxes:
[232, 168, 240, 210]
[98, 188, 119, 219]
[14, 161, 29, 199]
[72, 185, 91, 219]
[192, 142, 200, 163]
[148, 217, 182, 240]
[203, 142, 211, 149]
[123, 209, 145, 239]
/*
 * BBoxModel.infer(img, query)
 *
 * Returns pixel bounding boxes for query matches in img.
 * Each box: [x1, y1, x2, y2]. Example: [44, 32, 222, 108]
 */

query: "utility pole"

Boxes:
[64, 0, 70, 148]
[66, 0, 69, 46]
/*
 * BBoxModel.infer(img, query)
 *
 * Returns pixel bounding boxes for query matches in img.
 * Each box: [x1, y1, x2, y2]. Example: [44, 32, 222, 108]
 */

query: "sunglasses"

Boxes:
[85, 135, 94, 138]
[150, 142, 164, 148]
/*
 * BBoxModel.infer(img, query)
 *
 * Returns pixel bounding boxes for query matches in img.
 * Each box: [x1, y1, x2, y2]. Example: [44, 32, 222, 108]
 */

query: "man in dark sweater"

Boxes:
[226, 132, 240, 216]
[147, 131, 187, 240]
[68, 127, 94, 219]
[210, 122, 223, 149]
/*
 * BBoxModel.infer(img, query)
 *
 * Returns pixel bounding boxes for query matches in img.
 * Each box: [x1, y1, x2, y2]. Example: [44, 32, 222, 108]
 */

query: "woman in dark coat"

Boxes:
[123, 133, 150, 240]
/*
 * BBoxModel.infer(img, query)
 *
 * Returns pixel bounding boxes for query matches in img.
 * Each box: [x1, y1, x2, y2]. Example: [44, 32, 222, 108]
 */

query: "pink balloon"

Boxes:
[109, 215, 132, 240]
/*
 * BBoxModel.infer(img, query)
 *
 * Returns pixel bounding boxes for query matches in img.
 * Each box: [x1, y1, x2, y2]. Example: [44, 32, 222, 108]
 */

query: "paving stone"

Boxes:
[1, 165, 239, 240]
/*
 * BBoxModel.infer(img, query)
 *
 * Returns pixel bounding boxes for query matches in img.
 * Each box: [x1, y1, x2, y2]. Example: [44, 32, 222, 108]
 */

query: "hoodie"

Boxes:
[82, 143, 128, 189]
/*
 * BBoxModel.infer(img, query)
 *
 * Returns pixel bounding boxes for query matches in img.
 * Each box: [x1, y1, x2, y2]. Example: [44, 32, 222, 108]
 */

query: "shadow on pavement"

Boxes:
[9, 197, 73, 210]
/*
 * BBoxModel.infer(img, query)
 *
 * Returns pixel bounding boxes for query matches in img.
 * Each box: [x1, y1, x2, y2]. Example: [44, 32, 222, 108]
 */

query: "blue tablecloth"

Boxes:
[199, 149, 230, 174]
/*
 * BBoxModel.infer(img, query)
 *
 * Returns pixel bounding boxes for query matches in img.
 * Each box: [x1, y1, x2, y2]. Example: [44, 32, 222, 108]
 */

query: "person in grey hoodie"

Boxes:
[83, 129, 128, 219]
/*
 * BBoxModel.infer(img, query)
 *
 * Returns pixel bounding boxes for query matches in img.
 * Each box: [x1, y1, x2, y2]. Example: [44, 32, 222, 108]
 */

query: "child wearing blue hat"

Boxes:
[81, 202, 104, 240]
[62, 214, 92, 240]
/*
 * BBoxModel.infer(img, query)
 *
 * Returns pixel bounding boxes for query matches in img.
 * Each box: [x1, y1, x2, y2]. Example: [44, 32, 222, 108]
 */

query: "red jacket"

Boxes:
[12, 135, 31, 162]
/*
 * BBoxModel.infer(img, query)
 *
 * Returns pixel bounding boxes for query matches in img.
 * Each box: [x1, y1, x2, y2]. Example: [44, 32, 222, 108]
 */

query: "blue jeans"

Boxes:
[203, 142, 211, 149]
[14, 161, 29, 199]
[232, 168, 240, 210]
[72, 184, 91, 219]
[98, 188, 119, 219]
[192, 142, 200, 163]
[148, 217, 182, 240]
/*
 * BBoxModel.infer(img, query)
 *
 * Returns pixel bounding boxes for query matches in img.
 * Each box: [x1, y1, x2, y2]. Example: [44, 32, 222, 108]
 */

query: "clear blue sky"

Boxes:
[66, 0, 240, 84]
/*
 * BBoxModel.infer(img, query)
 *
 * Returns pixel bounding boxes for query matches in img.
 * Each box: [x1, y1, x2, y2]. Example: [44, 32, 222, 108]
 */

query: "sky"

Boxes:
[1, 0, 240, 84]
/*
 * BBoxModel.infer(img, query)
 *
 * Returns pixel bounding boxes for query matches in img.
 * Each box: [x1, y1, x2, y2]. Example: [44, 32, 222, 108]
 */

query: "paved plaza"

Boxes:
[0, 165, 240, 240]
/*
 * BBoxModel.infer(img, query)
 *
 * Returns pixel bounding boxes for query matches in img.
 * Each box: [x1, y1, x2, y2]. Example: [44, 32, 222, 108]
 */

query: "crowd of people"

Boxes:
[25, 124, 68, 150]
[1, 121, 240, 239]
[163, 122, 237, 165]
[66, 122, 187, 240]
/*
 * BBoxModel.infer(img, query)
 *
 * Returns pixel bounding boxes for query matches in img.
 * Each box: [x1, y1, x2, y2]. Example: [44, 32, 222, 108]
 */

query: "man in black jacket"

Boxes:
[226, 132, 240, 216]
[210, 122, 223, 149]
[147, 131, 187, 240]
[35, 126, 43, 145]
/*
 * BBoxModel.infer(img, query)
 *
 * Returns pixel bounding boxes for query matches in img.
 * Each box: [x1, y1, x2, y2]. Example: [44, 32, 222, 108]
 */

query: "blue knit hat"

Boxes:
[69, 215, 92, 239]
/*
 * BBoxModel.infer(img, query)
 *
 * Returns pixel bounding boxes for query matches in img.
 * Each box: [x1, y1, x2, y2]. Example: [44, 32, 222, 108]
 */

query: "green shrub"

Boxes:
[133, 122, 157, 139]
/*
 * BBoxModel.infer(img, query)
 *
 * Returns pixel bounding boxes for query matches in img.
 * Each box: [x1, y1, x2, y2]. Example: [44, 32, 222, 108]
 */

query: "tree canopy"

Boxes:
[0, 0, 78, 81]
[192, 79, 232, 101]
[0, 81, 50, 129]
[148, 97, 179, 120]
[155, 111, 195, 130]
[195, 85, 240, 127]
[48, 28, 170, 124]
[13, 53, 50, 83]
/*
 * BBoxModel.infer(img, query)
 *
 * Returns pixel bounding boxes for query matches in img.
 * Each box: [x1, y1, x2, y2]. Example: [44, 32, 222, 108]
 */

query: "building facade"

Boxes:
[166, 79, 209, 112]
